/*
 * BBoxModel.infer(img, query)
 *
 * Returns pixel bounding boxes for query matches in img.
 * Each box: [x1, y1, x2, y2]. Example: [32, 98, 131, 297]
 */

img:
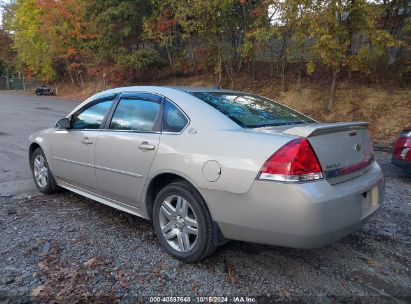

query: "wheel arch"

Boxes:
[143, 171, 228, 246]
[28, 142, 42, 169]
[144, 172, 199, 220]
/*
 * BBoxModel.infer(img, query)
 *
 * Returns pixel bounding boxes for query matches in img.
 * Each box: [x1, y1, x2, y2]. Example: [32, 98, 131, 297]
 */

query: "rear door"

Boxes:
[94, 93, 162, 206]
[52, 96, 115, 191]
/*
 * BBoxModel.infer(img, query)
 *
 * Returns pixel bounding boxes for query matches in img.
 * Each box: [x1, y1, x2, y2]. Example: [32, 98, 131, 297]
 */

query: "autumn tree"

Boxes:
[36, 0, 95, 84]
[0, 29, 16, 78]
[3, 0, 94, 82]
[303, 0, 400, 111]
[244, 0, 308, 91]
[143, 0, 178, 71]
[166, 0, 261, 84]
[4, 0, 55, 81]
[157, 0, 235, 83]
[2, 0, 406, 90]
[85, 0, 152, 72]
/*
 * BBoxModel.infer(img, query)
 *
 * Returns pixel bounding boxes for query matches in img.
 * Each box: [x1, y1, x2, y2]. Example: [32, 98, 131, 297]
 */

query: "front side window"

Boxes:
[162, 100, 188, 133]
[191, 92, 314, 128]
[110, 98, 160, 131]
[71, 99, 114, 129]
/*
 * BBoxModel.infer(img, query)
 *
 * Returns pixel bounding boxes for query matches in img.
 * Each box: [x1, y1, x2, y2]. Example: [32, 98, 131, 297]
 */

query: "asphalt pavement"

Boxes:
[0, 91, 79, 197]
[0, 91, 409, 302]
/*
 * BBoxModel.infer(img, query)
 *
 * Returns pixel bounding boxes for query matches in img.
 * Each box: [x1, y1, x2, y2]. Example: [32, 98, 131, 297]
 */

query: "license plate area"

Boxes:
[362, 186, 379, 216]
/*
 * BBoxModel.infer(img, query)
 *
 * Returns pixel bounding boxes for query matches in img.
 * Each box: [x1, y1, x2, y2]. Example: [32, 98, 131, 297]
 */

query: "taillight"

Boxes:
[258, 138, 324, 182]
[399, 130, 411, 138]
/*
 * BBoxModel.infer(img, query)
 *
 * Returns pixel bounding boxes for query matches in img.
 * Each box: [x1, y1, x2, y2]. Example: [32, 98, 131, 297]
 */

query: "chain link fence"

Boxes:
[0, 76, 41, 91]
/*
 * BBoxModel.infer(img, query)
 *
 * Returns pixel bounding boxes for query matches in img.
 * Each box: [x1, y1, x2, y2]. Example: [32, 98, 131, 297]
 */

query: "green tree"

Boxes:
[244, 0, 308, 90]
[162, 0, 235, 84]
[85, 0, 152, 68]
[4, 0, 55, 81]
[0, 29, 16, 78]
[36, 0, 95, 83]
[143, 0, 178, 71]
[303, 0, 400, 110]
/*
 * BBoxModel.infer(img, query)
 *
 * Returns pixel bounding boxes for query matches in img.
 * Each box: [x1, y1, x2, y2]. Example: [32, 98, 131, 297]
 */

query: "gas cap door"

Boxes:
[202, 160, 221, 182]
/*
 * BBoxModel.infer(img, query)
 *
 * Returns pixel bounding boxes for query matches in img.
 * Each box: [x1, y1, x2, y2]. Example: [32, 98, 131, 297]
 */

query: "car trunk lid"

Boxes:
[255, 122, 374, 184]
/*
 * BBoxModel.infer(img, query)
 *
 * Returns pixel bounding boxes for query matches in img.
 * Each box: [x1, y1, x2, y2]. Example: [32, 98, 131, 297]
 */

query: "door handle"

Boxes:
[138, 141, 155, 150]
[81, 137, 93, 145]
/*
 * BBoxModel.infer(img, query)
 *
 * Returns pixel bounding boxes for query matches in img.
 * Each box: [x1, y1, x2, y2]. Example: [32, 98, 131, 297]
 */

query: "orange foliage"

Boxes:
[35, 0, 96, 72]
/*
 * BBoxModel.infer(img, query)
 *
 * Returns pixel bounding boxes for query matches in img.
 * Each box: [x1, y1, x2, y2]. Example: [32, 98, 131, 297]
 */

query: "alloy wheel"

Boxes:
[159, 195, 199, 252]
[33, 154, 48, 188]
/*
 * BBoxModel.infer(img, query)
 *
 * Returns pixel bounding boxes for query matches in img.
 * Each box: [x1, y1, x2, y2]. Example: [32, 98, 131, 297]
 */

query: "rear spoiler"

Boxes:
[282, 122, 369, 137]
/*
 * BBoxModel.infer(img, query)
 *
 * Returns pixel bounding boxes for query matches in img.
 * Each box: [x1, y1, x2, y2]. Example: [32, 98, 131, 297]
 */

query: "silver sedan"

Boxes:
[29, 86, 384, 262]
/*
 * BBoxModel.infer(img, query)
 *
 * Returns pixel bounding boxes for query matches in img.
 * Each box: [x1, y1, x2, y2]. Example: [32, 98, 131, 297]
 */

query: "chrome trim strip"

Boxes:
[324, 158, 374, 179]
[94, 165, 143, 178]
[52, 157, 94, 168]
[53, 157, 143, 178]
[258, 172, 324, 183]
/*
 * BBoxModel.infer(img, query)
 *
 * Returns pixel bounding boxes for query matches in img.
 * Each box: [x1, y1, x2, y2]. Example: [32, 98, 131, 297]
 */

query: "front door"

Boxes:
[94, 94, 162, 206]
[52, 97, 115, 191]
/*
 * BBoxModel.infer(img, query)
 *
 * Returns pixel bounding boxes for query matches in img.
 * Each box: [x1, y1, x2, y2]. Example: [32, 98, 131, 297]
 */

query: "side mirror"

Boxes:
[55, 118, 70, 129]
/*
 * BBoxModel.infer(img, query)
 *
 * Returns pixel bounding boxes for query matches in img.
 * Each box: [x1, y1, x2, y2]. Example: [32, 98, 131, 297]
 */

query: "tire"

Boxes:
[31, 148, 58, 194]
[153, 181, 216, 262]
[35, 90, 42, 96]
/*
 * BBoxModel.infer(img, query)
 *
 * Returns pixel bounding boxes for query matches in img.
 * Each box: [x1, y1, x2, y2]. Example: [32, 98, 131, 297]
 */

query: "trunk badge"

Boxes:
[354, 144, 361, 151]
[188, 128, 197, 134]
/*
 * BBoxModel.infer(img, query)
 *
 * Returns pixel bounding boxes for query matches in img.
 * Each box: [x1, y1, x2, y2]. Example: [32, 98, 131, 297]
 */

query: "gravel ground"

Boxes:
[0, 151, 410, 303]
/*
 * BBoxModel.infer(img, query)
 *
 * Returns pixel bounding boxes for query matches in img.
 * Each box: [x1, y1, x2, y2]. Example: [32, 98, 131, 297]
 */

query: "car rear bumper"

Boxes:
[391, 158, 411, 172]
[201, 161, 384, 248]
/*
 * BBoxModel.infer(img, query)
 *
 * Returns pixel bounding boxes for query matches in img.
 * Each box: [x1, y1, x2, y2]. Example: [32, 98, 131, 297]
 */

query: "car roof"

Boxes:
[90, 85, 244, 99]
[70, 85, 243, 131]
[165, 86, 242, 94]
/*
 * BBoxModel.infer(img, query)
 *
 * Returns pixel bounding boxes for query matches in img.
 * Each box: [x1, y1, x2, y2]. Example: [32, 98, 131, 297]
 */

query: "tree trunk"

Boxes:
[297, 61, 302, 92]
[5, 67, 10, 90]
[78, 71, 85, 91]
[281, 57, 286, 93]
[188, 35, 197, 74]
[224, 61, 234, 90]
[74, 71, 80, 86]
[348, 69, 353, 101]
[251, 40, 256, 80]
[217, 49, 222, 87]
[69, 71, 75, 86]
[328, 67, 339, 111]
[165, 45, 174, 72]
[270, 46, 274, 80]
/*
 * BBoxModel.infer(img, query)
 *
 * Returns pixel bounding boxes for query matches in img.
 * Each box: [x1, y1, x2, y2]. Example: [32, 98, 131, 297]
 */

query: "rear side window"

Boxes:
[191, 92, 314, 128]
[110, 98, 160, 131]
[71, 99, 113, 129]
[162, 101, 188, 133]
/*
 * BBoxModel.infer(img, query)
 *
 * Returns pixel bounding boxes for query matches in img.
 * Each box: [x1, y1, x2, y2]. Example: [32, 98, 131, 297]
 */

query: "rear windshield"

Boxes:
[191, 92, 314, 128]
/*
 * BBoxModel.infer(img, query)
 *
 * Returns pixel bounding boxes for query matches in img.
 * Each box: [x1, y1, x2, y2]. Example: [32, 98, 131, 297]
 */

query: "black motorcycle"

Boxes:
[35, 86, 55, 96]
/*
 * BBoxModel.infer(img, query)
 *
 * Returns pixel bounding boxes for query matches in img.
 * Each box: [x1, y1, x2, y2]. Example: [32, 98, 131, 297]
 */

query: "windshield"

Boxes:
[191, 92, 314, 128]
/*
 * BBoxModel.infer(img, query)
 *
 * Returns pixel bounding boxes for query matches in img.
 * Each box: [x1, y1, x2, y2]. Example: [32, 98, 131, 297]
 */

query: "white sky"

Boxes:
[0, 0, 11, 28]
